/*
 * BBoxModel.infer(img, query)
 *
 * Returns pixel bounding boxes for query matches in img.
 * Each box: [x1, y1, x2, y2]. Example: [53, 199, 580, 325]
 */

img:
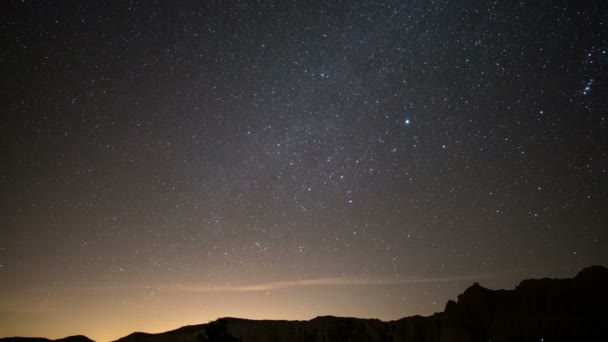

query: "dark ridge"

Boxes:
[111, 265, 608, 342]
[0, 336, 94, 342]
[3, 266, 607, 342]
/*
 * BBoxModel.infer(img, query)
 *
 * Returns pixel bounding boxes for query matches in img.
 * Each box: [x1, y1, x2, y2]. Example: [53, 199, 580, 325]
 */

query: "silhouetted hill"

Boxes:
[0, 336, 94, 342]
[4, 266, 607, 342]
[111, 266, 608, 342]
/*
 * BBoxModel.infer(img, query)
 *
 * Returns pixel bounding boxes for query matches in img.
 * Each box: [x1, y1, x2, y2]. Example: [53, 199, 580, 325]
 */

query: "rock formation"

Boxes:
[114, 266, 608, 342]
[3, 266, 607, 342]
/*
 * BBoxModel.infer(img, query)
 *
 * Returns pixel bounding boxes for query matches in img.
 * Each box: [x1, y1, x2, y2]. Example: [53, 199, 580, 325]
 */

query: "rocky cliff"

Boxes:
[3, 266, 607, 342]
[113, 266, 608, 342]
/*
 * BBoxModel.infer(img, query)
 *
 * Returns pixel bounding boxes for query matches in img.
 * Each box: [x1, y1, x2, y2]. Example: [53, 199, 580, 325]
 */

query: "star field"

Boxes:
[1, 1, 607, 341]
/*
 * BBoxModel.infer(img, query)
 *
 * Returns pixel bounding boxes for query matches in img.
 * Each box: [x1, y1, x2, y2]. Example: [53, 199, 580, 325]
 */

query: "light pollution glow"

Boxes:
[1, 270, 527, 341]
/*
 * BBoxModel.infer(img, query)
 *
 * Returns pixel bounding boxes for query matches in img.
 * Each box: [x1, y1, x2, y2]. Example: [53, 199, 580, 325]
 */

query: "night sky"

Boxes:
[1, 1, 608, 341]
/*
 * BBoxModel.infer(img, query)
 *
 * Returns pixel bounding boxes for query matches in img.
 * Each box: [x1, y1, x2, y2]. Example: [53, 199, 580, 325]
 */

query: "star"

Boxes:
[2, 1, 606, 340]
[582, 79, 594, 95]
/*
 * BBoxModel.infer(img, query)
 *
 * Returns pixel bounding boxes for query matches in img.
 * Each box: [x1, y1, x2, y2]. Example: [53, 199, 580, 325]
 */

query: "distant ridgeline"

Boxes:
[0, 337, 93, 342]
[2, 266, 607, 342]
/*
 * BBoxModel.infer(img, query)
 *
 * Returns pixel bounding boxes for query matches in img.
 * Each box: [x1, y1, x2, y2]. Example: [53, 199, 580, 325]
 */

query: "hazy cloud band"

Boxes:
[67, 269, 522, 294]
[179, 270, 518, 293]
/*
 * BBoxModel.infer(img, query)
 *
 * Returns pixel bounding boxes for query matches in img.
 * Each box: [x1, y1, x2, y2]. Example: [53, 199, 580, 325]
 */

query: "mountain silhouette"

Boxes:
[0, 336, 94, 342]
[3, 266, 607, 342]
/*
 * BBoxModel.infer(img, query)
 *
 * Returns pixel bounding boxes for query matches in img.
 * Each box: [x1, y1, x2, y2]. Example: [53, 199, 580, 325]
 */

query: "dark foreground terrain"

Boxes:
[0, 337, 94, 342]
[3, 266, 607, 342]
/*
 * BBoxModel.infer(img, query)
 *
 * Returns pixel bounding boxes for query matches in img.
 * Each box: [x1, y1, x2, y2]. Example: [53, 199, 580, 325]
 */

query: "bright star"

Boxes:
[404, 119, 411, 125]
[582, 79, 594, 95]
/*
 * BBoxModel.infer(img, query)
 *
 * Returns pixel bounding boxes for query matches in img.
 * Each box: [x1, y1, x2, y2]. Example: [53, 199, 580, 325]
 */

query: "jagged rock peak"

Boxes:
[5, 266, 608, 342]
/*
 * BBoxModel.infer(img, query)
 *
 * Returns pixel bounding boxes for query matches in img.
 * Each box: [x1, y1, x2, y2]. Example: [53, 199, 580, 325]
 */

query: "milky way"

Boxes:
[1, 1, 607, 340]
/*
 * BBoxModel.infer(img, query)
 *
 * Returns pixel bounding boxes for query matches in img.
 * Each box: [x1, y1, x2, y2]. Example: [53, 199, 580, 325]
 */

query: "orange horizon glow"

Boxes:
[1, 269, 538, 342]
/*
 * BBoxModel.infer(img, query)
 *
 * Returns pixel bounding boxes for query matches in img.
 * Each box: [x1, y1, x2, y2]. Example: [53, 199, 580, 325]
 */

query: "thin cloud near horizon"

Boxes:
[71, 269, 524, 293]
